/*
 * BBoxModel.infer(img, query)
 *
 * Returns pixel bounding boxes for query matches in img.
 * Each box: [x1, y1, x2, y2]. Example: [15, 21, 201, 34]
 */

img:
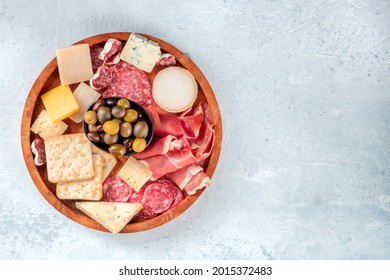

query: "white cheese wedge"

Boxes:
[30, 109, 68, 139]
[56, 44, 94, 85]
[120, 33, 161, 73]
[75, 202, 142, 234]
[152, 67, 198, 113]
[117, 157, 152, 192]
[69, 82, 101, 123]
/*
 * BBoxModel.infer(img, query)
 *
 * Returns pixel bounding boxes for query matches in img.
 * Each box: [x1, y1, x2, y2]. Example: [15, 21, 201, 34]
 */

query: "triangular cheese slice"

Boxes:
[75, 202, 142, 233]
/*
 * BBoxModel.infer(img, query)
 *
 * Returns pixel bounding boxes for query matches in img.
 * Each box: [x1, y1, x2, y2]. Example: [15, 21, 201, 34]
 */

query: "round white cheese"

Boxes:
[152, 67, 198, 113]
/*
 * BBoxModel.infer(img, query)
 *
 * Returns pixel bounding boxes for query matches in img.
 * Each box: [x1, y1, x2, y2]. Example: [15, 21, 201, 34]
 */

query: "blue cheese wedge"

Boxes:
[75, 202, 142, 233]
[117, 157, 152, 191]
[120, 33, 161, 73]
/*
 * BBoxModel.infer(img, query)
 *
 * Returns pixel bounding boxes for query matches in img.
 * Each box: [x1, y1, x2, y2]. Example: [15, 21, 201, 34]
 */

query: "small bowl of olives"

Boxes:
[83, 97, 154, 157]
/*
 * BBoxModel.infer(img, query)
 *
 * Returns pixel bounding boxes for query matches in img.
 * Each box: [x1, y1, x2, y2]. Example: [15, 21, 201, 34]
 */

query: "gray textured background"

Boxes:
[1, 0, 389, 259]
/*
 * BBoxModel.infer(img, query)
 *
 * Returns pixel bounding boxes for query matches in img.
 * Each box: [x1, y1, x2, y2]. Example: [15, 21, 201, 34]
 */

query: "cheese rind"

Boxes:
[69, 82, 101, 123]
[75, 202, 142, 233]
[120, 33, 161, 73]
[41, 85, 80, 123]
[30, 109, 68, 139]
[56, 44, 94, 85]
[152, 67, 198, 113]
[117, 157, 152, 191]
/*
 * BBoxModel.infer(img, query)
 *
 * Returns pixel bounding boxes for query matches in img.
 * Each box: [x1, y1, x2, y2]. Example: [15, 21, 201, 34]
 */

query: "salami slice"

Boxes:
[99, 39, 122, 65]
[102, 61, 152, 106]
[167, 183, 184, 211]
[31, 139, 46, 166]
[90, 45, 103, 70]
[157, 53, 176, 67]
[142, 178, 177, 214]
[128, 184, 157, 219]
[103, 176, 133, 202]
[90, 65, 112, 90]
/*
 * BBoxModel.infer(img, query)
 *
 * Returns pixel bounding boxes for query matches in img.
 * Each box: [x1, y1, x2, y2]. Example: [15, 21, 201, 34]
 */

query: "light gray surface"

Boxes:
[1, 0, 389, 259]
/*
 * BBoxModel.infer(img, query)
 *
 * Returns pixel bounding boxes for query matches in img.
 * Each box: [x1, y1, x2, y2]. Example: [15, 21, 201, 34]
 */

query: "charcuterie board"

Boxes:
[21, 32, 222, 233]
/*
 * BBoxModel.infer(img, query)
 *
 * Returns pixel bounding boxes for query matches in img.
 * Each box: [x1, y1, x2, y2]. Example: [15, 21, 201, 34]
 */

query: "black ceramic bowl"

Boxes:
[83, 97, 154, 156]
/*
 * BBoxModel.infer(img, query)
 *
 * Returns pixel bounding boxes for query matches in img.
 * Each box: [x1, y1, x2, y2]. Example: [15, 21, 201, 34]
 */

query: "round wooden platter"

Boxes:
[21, 32, 222, 233]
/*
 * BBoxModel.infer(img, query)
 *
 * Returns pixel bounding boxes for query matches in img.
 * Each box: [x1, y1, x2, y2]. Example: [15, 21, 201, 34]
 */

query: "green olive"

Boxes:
[103, 120, 119, 135]
[108, 144, 126, 157]
[111, 118, 123, 126]
[88, 123, 98, 132]
[97, 106, 111, 124]
[84, 110, 97, 125]
[120, 122, 132, 138]
[132, 138, 147, 153]
[133, 121, 149, 138]
[111, 106, 126, 118]
[124, 109, 138, 123]
[117, 98, 131, 109]
[103, 133, 118, 145]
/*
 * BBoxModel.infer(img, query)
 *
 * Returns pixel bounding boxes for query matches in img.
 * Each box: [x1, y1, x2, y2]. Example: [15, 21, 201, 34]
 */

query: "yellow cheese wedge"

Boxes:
[41, 85, 80, 123]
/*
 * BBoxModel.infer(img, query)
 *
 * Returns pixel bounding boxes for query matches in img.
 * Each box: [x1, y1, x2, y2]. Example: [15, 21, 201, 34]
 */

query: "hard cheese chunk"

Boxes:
[117, 157, 152, 191]
[120, 33, 161, 73]
[30, 109, 68, 139]
[56, 154, 103, 200]
[69, 82, 101, 123]
[57, 44, 94, 85]
[41, 85, 80, 123]
[75, 202, 142, 233]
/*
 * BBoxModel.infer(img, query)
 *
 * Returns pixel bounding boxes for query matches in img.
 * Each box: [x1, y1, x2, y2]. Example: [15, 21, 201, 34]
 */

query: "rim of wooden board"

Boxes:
[20, 32, 222, 233]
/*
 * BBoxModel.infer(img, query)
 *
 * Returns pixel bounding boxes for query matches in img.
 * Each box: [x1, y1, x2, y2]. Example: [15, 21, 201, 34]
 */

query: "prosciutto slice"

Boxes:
[146, 105, 183, 137]
[166, 163, 210, 195]
[133, 135, 183, 160]
[166, 163, 203, 190]
[180, 104, 204, 139]
[184, 171, 211, 195]
[139, 101, 215, 194]
[139, 148, 197, 180]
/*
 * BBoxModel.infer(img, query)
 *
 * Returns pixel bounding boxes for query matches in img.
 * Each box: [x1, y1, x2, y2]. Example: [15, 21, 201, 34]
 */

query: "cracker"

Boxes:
[75, 202, 142, 233]
[117, 157, 152, 191]
[45, 133, 94, 183]
[91, 145, 117, 180]
[56, 154, 103, 200]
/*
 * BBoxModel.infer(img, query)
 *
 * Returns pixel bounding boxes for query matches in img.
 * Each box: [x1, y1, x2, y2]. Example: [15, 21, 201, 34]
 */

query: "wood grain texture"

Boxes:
[21, 32, 222, 233]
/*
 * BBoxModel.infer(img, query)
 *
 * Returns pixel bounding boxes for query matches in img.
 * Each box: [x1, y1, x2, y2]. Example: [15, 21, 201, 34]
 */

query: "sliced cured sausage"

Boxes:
[99, 39, 122, 65]
[31, 138, 46, 166]
[90, 65, 112, 90]
[90, 45, 103, 70]
[102, 61, 152, 106]
[141, 178, 181, 214]
[128, 185, 157, 219]
[103, 175, 133, 202]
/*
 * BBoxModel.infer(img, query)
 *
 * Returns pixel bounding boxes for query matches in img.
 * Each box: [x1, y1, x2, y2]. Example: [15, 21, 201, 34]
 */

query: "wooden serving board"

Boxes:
[21, 32, 222, 233]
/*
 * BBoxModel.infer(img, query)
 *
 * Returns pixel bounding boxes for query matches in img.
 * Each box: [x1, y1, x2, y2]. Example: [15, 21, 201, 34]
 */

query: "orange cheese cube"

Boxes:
[41, 85, 80, 123]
